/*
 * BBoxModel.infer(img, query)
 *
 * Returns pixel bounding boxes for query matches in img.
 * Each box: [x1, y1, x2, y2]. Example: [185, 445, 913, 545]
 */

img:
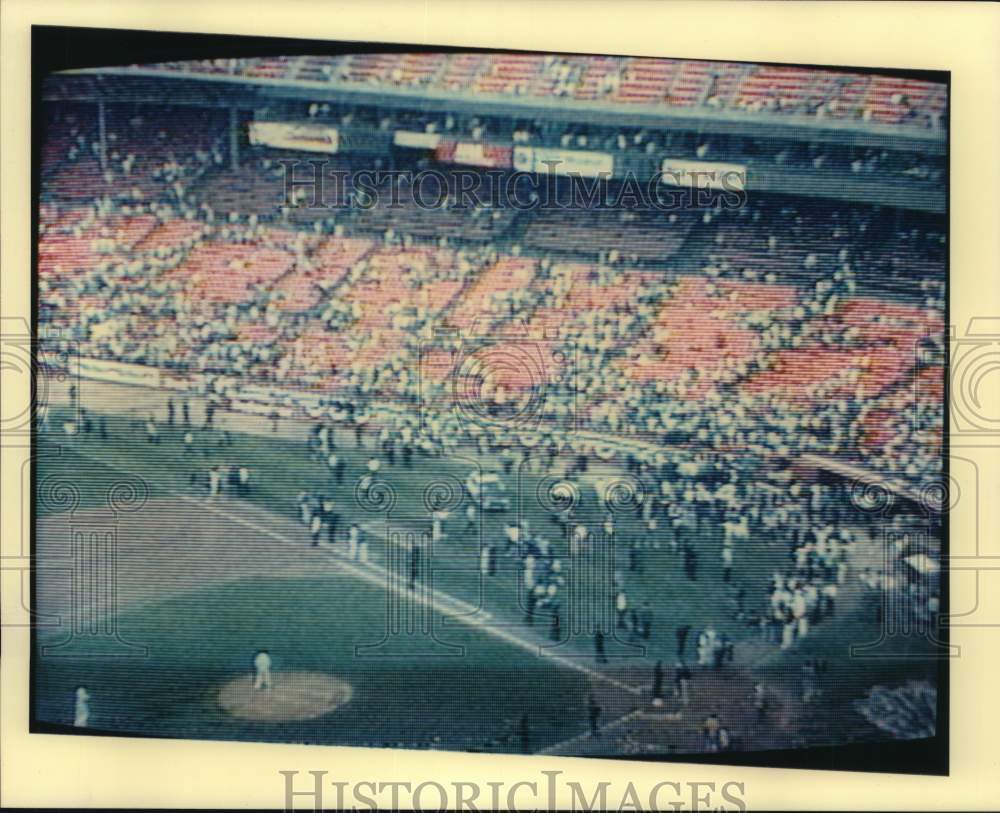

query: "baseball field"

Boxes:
[32, 390, 939, 757]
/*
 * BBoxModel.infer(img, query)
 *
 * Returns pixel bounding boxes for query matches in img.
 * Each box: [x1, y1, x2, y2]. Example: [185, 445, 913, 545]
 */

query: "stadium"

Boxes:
[33, 44, 947, 765]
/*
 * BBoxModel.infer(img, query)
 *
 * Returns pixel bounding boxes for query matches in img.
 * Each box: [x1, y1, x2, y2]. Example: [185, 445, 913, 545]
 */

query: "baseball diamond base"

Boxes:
[218, 672, 354, 721]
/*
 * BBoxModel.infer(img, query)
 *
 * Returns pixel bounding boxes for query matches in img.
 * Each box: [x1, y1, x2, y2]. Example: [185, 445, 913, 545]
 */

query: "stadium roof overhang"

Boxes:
[49, 67, 947, 157]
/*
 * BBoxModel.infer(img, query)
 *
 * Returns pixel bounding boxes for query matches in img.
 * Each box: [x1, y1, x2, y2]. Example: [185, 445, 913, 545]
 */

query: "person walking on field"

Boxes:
[519, 714, 531, 754]
[253, 650, 273, 690]
[594, 631, 608, 665]
[652, 659, 665, 706]
[348, 523, 369, 563]
[208, 466, 221, 497]
[588, 694, 602, 736]
[676, 624, 691, 661]
[328, 452, 344, 485]
[550, 605, 561, 642]
[323, 500, 339, 546]
[674, 661, 692, 705]
[703, 712, 721, 752]
[684, 545, 698, 581]
[359, 527, 371, 563]
[408, 543, 421, 590]
[640, 601, 653, 641]
[73, 686, 90, 728]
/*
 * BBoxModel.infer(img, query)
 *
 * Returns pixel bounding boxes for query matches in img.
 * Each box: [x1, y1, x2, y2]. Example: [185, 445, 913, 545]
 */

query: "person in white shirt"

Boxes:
[253, 650, 273, 690]
[298, 491, 312, 525]
[74, 686, 90, 727]
[432, 510, 448, 544]
[505, 523, 521, 555]
[792, 591, 808, 638]
[602, 513, 615, 538]
[615, 590, 628, 629]
[524, 556, 536, 591]
[347, 524, 368, 563]
[781, 615, 796, 649]
[358, 472, 374, 497]
[721, 545, 734, 583]
[208, 466, 221, 497]
[358, 528, 369, 564]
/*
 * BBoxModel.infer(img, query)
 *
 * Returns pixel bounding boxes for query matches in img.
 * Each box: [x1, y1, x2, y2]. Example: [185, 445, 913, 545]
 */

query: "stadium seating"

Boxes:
[524, 207, 697, 261]
[622, 277, 767, 398]
[36, 88, 946, 484]
[353, 169, 518, 241]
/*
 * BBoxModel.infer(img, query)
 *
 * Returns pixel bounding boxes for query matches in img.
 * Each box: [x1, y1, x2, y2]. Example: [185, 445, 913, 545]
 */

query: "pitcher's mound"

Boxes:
[218, 672, 354, 721]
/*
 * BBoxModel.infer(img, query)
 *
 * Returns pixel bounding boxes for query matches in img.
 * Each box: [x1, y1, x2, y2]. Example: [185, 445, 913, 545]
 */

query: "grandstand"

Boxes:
[34, 50, 946, 764]
[110, 54, 948, 130]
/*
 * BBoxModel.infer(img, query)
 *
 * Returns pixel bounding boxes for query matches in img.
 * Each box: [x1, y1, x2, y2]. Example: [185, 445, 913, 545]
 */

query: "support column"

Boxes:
[97, 99, 107, 172]
[230, 107, 239, 171]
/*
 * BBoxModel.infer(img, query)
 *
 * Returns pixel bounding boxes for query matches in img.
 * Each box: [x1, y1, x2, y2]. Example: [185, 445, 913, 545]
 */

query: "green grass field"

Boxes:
[34, 406, 941, 754]
[35, 574, 599, 752]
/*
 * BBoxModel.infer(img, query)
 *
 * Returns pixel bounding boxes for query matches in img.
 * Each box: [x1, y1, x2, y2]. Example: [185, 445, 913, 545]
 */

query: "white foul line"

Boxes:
[537, 708, 644, 755]
[59, 441, 642, 695]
